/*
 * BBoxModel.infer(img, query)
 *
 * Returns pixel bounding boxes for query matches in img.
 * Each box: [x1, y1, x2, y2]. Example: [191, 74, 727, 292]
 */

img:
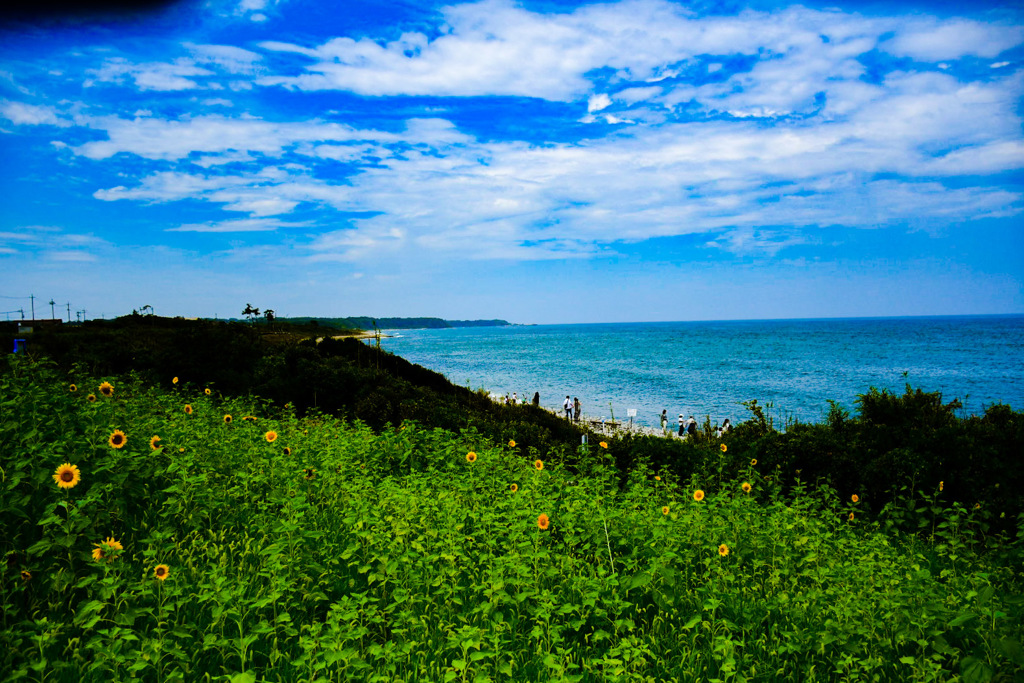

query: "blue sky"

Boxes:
[1, 0, 1022, 324]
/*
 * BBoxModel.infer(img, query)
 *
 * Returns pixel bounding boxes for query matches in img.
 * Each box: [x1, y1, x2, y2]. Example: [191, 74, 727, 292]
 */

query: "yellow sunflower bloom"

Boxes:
[720, 444, 727, 453]
[693, 489, 705, 501]
[508, 439, 516, 447]
[265, 431, 278, 443]
[534, 459, 544, 471]
[204, 388, 211, 396]
[91, 537, 123, 562]
[851, 494, 859, 503]
[87, 393, 97, 403]
[599, 441, 608, 449]
[53, 463, 81, 489]
[184, 404, 193, 415]
[223, 415, 232, 424]
[108, 430, 127, 449]
[510, 483, 518, 493]
[149, 435, 162, 450]
[849, 512, 855, 521]
[742, 482, 752, 493]
[98, 382, 113, 397]
[466, 451, 477, 463]
[537, 513, 550, 530]
[172, 376, 179, 385]
[662, 506, 670, 515]
[939, 481, 944, 492]
[69, 384, 77, 392]
[283, 447, 291, 456]
[154, 564, 170, 581]
[750, 458, 758, 466]
[654, 476, 661, 481]
[20, 570, 31, 582]
[719, 544, 729, 556]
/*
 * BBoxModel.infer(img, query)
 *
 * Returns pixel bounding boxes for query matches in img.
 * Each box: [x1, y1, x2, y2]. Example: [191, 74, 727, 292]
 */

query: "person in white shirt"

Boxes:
[563, 396, 572, 420]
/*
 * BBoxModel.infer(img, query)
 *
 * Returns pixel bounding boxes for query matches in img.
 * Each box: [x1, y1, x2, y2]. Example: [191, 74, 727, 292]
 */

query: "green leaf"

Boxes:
[995, 638, 1024, 666]
[899, 656, 916, 665]
[229, 673, 256, 683]
[960, 656, 994, 683]
[683, 614, 702, 630]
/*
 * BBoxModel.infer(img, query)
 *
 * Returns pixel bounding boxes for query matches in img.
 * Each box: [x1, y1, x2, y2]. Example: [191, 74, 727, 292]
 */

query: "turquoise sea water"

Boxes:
[376, 315, 1024, 429]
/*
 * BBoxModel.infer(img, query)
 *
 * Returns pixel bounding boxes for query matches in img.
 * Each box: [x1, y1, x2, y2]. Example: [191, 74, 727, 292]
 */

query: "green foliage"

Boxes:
[2, 357, 1023, 681]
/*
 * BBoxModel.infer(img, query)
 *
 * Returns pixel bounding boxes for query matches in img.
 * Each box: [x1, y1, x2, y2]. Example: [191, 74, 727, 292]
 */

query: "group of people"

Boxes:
[502, 391, 541, 407]
[660, 410, 731, 439]
[562, 396, 582, 422]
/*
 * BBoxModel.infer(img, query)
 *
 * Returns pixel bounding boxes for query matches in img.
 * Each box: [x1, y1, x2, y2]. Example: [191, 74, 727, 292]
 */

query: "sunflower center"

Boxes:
[61, 470, 74, 482]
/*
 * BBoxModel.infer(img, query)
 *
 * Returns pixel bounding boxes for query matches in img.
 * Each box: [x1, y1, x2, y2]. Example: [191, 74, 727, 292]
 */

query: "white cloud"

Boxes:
[588, 93, 612, 112]
[87, 58, 215, 91]
[882, 20, 1024, 61]
[0, 100, 69, 126]
[168, 217, 306, 232]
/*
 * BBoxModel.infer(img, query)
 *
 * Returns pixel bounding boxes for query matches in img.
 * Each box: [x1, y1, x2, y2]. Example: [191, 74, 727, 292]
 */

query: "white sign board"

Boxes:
[627, 409, 637, 417]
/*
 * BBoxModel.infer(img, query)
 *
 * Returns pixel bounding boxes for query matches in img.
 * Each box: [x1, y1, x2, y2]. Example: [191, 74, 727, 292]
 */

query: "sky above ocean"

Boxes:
[1, 0, 1022, 324]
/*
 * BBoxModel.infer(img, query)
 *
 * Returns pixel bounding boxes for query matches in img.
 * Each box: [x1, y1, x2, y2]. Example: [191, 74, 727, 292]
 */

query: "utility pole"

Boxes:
[49, 299, 55, 319]
[65, 303, 71, 323]
[30, 294, 35, 321]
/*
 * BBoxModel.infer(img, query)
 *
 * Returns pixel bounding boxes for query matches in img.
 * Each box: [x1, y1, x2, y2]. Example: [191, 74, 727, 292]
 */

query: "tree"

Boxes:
[264, 309, 275, 323]
[242, 304, 260, 323]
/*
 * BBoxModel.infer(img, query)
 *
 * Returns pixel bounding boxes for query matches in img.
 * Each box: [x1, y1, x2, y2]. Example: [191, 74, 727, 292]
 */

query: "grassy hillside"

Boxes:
[2, 357, 1022, 681]
[4, 315, 1024, 532]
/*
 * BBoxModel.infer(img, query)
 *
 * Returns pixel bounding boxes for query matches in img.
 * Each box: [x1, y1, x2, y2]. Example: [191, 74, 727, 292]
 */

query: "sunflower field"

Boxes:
[2, 355, 1023, 682]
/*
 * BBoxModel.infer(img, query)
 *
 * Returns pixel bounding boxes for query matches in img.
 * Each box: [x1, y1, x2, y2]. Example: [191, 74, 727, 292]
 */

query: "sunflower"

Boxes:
[750, 458, 758, 466]
[742, 482, 752, 493]
[20, 570, 31, 582]
[87, 393, 97, 403]
[53, 463, 81, 489]
[851, 494, 859, 503]
[204, 388, 211, 396]
[693, 489, 705, 501]
[283, 447, 291, 456]
[537, 513, 550, 530]
[265, 431, 278, 443]
[720, 444, 727, 453]
[98, 382, 113, 397]
[599, 441, 608, 449]
[172, 376, 179, 385]
[718, 544, 729, 556]
[849, 512, 855, 521]
[91, 537, 123, 561]
[149, 435, 162, 450]
[108, 430, 127, 449]
[303, 468, 316, 480]
[69, 384, 77, 392]
[939, 481, 944, 492]
[184, 404, 193, 415]
[654, 476, 661, 481]
[661, 506, 670, 515]
[510, 483, 518, 493]
[154, 564, 170, 581]
[534, 459, 544, 471]
[223, 415, 232, 424]
[508, 440, 516, 448]
[466, 451, 478, 463]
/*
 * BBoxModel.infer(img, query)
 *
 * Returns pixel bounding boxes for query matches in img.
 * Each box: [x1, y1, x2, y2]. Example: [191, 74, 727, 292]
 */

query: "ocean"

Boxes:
[375, 315, 1024, 430]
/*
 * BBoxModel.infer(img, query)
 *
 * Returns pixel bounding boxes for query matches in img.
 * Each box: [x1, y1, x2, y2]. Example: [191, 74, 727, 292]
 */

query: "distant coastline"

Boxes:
[280, 316, 511, 331]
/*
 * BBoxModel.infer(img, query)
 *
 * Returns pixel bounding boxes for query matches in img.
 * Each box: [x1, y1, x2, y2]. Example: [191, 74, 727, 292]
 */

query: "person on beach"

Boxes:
[661, 410, 668, 434]
[532, 392, 540, 407]
[573, 397, 581, 423]
[563, 396, 572, 420]
[686, 416, 697, 438]
[512, 392, 518, 405]
[678, 413, 685, 437]
[721, 418, 731, 434]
